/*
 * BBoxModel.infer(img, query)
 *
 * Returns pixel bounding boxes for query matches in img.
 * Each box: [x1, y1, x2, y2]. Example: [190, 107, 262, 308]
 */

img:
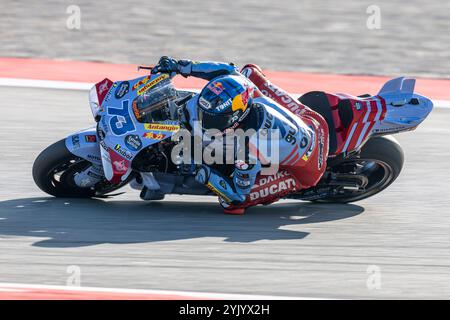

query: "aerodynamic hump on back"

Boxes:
[372, 77, 433, 135]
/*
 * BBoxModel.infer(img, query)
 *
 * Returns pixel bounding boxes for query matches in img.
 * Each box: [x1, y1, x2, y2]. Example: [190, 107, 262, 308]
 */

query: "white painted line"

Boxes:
[0, 282, 325, 300]
[1, 77, 449, 108]
[0, 288, 27, 292]
[0, 77, 92, 90]
[433, 99, 450, 108]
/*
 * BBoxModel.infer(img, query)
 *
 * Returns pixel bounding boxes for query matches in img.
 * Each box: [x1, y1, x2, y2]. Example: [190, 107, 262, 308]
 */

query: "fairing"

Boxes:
[68, 73, 181, 184]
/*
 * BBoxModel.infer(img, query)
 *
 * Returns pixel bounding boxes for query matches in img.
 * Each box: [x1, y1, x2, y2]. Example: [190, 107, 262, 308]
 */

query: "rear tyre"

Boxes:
[32, 139, 132, 198]
[314, 135, 404, 203]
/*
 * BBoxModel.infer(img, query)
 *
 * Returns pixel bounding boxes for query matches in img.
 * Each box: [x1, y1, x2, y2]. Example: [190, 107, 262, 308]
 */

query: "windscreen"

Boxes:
[132, 80, 177, 123]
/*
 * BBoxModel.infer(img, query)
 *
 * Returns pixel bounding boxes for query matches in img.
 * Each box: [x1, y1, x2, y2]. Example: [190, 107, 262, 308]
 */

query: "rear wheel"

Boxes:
[297, 136, 404, 203]
[32, 139, 133, 198]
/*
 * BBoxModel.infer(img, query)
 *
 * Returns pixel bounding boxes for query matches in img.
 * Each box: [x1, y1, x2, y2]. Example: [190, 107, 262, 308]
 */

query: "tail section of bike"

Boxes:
[298, 77, 433, 157]
[238, 64, 433, 206]
[373, 77, 433, 135]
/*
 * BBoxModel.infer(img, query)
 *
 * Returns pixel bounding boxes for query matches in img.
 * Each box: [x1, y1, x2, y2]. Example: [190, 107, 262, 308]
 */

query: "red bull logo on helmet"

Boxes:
[207, 81, 224, 95]
[232, 86, 253, 112]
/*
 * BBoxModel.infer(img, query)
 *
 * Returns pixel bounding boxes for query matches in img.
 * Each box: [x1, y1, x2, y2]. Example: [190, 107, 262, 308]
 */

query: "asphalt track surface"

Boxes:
[0, 86, 450, 299]
[1, 0, 450, 78]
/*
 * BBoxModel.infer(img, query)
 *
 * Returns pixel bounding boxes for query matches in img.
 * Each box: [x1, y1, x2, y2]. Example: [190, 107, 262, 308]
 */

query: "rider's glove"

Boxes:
[195, 165, 246, 204]
[152, 56, 193, 77]
[151, 56, 179, 74]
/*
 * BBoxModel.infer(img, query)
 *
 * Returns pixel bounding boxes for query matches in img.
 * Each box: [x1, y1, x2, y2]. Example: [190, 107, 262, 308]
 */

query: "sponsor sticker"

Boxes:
[231, 91, 248, 113]
[95, 78, 113, 105]
[253, 170, 289, 188]
[301, 129, 315, 162]
[87, 154, 101, 162]
[318, 129, 325, 170]
[198, 96, 212, 109]
[235, 160, 249, 170]
[235, 172, 251, 188]
[142, 132, 166, 140]
[216, 98, 232, 111]
[249, 178, 296, 201]
[300, 136, 308, 148]
[206, 182, 231, 203]
[219, 180, 227, 190]
[98, 129, 106, 140]
[137, 74, 169, 96]
[132, 101, 141, 120]
[132, 76, 150, 91]
[103, 90, 113, 103]
[115, 81, 130, 99]
[107, 144, 131, 183]
[113, 159, 128, 172]
[262, 81, 304, 116]
[71, 135, 80, 149]
[98, 79, 110, 95]
[125, 134, 142, 151]
[143, 123, 180, 132]
[207, 82, 224, 95]
[114, 144, 133, 160]
[85, 135, 97, 143]
[249, 171, 297, 202]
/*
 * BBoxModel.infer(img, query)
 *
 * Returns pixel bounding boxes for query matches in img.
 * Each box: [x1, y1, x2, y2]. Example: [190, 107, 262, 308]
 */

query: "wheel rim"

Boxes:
[48, 157, 132, 197]
[49, 157, 95, 195]
[330, 158, 395, 201]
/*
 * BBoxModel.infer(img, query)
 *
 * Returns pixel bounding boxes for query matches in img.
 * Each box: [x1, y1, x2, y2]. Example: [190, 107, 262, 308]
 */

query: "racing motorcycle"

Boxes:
[32, 66, 433, 207]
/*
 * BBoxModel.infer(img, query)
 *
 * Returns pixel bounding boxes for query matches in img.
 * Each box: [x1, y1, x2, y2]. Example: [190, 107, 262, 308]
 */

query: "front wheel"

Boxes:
[32, 139, 133, 198]
[310, 135, 404, 203]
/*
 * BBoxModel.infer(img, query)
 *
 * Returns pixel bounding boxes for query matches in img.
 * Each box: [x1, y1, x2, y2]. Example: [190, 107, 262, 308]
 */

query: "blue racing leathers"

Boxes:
[174, 59, 314, 205]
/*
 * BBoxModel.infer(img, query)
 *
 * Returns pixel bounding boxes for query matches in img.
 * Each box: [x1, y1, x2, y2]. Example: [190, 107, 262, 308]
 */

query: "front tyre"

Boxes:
[32, 139, 132, 198]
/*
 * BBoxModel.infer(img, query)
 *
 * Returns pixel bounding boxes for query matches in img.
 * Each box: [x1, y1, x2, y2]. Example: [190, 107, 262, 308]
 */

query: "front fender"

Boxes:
[65, 126, 102, 165]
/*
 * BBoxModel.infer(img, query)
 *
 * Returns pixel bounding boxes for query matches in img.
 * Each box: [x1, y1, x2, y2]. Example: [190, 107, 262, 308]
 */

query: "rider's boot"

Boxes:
[219, 197, 246, 215]
[223, 208, 245, 215]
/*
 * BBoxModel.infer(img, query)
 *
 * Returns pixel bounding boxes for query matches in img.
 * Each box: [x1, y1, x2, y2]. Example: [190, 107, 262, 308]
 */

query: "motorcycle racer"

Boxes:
[145, 56, 329, 214]
[33, 58, 431, 208]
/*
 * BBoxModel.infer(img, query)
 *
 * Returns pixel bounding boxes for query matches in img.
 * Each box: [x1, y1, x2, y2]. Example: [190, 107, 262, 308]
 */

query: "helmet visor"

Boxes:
[198, 108, 236, 132]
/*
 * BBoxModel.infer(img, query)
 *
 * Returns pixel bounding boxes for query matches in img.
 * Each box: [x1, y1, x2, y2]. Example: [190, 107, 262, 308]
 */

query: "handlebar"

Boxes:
[137, 65, 153, 72]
